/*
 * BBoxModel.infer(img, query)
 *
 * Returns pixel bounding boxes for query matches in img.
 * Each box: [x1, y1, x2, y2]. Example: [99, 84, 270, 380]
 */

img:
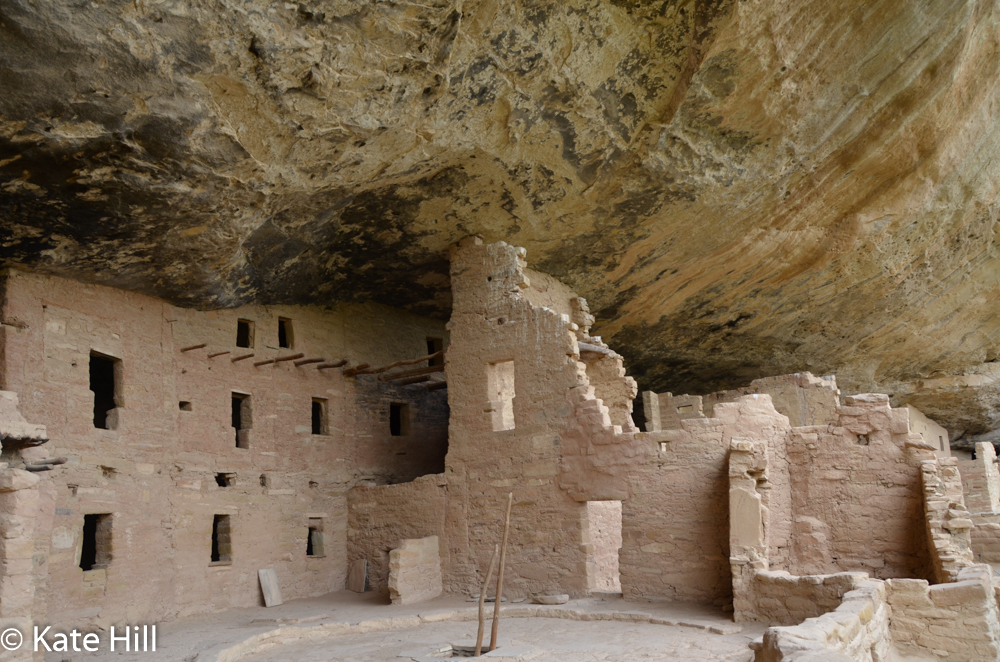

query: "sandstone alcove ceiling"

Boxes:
[2, 0, 1000, 437]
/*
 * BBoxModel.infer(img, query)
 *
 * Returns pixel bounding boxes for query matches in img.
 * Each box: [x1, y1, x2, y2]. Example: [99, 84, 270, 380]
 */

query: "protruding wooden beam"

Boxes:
[378, 365, 444, 382]
[317, 359, 349, 370]
[399, 375, 431, 385]
[254, 353, 304, 367]
[231, 353, 255, 362]
[208, 351, 231, 358]
[180, 344, 207, 352]
[343, 364, 371, 377]
[426, 381, 448, 391]
[293, 357, 325, 367]
[350, 350, 445, 377]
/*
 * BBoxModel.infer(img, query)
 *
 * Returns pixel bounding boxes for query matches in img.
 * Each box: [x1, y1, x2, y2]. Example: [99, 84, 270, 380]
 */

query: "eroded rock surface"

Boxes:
[2, 0, 1000, 431]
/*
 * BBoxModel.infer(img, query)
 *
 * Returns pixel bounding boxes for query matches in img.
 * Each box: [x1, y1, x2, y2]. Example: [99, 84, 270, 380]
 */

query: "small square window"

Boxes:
[232, 393, 251, 448]
[307, 518, 325, 557]
[90, 352, 121, 430]
[80, 513, 112, 571]
[236, 319, 254, 348]
[211, 514, 232, 564]
[427, 337, 444, 366]
[486, 360, 515, 431]
[179, 401, 192, 411]
[215, 473, 234, 487]
[389, 403, 409, 437]
[278, 318, 293, 349]
[312, 398, 328, 435]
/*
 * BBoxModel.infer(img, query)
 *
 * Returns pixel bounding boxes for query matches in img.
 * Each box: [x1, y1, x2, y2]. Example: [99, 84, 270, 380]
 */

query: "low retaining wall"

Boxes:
[887, 564, 1000, 661]
[748, 570, 868, 625]
[754, 580, 890, 662]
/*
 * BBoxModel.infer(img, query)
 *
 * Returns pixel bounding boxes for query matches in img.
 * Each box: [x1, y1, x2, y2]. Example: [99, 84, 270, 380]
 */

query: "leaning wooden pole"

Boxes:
[475, 544, 500, 656]
[489, 492, 513, 652]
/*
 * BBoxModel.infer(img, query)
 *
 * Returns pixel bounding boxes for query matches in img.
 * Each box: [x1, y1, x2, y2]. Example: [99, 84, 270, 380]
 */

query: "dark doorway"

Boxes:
[89, 354, 117, 429]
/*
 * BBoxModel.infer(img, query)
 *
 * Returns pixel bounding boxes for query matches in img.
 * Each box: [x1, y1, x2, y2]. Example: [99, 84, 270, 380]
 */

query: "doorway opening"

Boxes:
[585, 501, 622, 593]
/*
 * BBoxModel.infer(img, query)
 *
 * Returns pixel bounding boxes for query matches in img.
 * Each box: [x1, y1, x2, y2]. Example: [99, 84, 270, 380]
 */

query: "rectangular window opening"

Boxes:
[487, 360, 515, 431]
[278, 318, 293, 349]
[215, 472, 234, 487]
[232, 393, 250, 448]
[307, 518, 325, 557]
[236, 319, 254, 348]
[80, 513, 112, 571]
[312, 398, 328, 435]
[90, 353, 120, 430]
[211, 514, 232, 564]
[389, 403, 409, 437]
[427, 337, 444, 366]
[179, 401, 192, 411]
[940, 436, 945, 451]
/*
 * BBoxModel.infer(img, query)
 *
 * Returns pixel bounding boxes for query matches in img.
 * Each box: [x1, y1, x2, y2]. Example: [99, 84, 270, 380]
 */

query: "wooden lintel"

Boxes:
[577, 341, 613, 356]
[378, 365, 444, 382]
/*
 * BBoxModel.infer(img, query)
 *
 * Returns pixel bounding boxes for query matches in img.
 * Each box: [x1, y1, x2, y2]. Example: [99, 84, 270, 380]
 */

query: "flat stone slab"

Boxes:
[530, 595, 569, 605]
[258, 569, 283, 607]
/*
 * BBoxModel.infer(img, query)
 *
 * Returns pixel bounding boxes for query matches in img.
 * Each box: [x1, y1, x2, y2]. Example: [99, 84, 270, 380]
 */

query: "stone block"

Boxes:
[928, 579, 987, 607]
[388, 536, 443, 605]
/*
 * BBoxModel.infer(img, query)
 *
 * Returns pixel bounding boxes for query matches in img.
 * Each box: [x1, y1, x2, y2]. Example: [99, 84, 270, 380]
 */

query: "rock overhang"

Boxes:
[2, 0, 1000, 435]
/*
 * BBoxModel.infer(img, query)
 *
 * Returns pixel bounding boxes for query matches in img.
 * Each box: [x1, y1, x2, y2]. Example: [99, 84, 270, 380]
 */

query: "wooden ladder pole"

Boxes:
[475, 544, 500, 656]
[490, 492, 513, 652]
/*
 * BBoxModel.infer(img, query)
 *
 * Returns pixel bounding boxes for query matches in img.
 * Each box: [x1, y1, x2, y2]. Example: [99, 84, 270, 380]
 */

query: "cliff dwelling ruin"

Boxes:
[3, 1, 1000, 662]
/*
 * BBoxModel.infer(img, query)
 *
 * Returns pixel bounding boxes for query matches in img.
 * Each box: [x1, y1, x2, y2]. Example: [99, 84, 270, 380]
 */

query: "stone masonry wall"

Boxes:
[887, 564, 1000, 661]
[0, 269, 449, 627]
[346, 475, 449, 592]
[748, 570, 868, 626]
[783, 394, 933, 580]
[960, 442, 1000, 513]
[705, 373, 840, 427]
[620, 396, 790, 605]
[920, 457, 975, 583]
[755, 579, 891, 662]
[441, 238, 596, 598]
[958, 442, 1000, 564]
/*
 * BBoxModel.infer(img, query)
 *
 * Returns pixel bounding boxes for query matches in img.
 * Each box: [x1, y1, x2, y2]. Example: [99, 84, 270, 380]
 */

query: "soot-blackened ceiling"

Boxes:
[3, 0, 1000, 436]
